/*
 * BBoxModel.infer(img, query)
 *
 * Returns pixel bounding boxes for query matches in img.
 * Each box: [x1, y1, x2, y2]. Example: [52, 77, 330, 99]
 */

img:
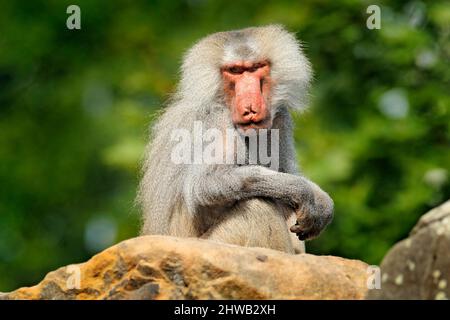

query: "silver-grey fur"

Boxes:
[137, 25, 333, 254]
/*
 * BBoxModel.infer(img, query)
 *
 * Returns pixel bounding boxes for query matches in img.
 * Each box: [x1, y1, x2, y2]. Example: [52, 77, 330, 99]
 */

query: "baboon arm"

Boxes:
[183, 165, 333, 239]
[183, 165, 324, 211]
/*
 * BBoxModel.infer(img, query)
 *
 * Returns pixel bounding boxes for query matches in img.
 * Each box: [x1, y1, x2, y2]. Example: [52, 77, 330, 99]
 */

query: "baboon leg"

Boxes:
[201, 199, 299, 254]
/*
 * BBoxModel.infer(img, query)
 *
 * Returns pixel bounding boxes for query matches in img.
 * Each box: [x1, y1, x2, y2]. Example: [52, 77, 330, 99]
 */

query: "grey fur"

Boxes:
[137, 25, 333, 254]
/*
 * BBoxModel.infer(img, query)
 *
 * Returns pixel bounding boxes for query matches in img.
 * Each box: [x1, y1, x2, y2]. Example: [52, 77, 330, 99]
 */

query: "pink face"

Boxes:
[221, 61, 272, 131]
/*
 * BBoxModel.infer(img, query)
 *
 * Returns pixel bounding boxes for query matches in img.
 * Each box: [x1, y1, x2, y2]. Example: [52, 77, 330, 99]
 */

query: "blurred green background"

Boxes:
[0, 0, 449, 291]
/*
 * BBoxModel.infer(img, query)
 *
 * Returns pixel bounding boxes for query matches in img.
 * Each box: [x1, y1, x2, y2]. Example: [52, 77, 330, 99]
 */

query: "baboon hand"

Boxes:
[289, 186, 334, 241]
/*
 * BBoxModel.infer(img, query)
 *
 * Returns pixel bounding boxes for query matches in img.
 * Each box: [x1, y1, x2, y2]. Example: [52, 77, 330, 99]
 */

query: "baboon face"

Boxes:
[221, 60, 272, 132]
[180, 25, 311, 132]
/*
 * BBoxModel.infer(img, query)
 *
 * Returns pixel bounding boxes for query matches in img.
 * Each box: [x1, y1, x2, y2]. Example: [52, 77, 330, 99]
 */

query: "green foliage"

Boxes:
[0, 0, 448, 291]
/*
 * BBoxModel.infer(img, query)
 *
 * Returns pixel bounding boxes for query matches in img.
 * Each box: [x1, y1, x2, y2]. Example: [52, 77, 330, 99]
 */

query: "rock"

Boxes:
[367, 200, 450, 300]
[2, 236, 368, 300]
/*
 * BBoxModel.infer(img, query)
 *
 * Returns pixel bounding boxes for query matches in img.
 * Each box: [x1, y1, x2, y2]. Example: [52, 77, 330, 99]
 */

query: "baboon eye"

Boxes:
[249, 62, 268, 73]
[228, 66, 244, 74]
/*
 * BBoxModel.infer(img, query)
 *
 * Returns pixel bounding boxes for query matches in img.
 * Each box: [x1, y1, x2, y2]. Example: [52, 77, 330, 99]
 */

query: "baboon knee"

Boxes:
[203, 198, 295, 253]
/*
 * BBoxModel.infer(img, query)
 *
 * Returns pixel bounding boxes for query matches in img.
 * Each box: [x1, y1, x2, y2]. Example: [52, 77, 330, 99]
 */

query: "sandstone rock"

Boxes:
[2, 236, 368, 300]
[367, 200, 450, 300]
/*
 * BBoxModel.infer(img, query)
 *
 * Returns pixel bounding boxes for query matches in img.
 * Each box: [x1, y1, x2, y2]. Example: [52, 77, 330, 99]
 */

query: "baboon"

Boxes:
[137, 25, 333, 254]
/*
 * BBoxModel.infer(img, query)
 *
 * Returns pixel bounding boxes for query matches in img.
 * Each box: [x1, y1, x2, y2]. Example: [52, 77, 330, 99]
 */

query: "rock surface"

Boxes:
[367, 200, 450, 300]
[2, 236, 369, 300]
